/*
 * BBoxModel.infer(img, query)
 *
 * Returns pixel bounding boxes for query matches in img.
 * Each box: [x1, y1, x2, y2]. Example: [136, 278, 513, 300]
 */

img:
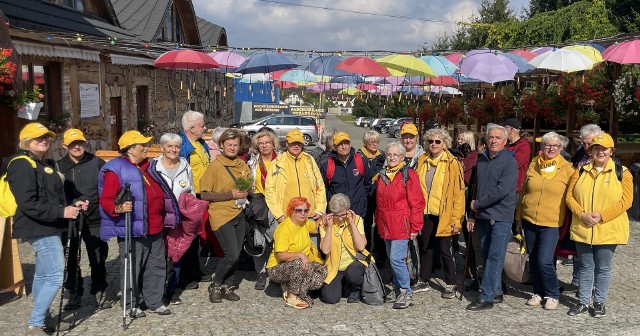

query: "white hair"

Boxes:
[579, 124, 602, 139]
[363, 130, 380, 144]
[211, 127, 228, 143]
[541, 131, 564, 149]
[181, 110, 205, 131]
[160, 133, 182, 146]
[385, 142, 406, 156]
[328, 193, 351, 213]
[485, 123, 508, 140]
[321, 126, 338, 146]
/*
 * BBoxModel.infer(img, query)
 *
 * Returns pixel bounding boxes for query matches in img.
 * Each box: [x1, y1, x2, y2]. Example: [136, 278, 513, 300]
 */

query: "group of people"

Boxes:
[4, 111, 633, 332]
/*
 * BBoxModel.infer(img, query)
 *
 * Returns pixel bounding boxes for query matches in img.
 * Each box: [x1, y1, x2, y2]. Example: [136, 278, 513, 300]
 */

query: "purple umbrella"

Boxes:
[306, 55, 352, 77]
[532, 47, 553, 55]
[375, 76, 409, 85]
[208, 51, 246, 71]
[459, 50, 519, 84]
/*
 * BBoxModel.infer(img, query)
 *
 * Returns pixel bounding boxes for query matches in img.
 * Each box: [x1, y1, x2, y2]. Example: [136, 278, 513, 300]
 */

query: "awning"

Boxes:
[109, 54, 155, 66]
[13, 41, 100, 62]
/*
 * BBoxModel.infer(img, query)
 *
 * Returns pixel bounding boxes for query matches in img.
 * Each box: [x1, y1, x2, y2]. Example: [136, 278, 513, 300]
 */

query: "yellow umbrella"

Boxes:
[338, 87, 361, 95]
[376, 54, 436, 77]
[562, 45, 603, 64]
[316, 75, 332, 82]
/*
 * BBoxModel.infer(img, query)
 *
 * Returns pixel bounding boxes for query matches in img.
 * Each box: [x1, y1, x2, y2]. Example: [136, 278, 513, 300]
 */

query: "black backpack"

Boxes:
[578, 162, 623, 182]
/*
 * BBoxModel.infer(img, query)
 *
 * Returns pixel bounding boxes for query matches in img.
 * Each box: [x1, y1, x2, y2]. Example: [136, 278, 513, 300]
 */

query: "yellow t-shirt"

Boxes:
[189, 140, 210, 194]
[254, 159, 272, 195]
[319, 217, 365, 271]
[266, 218, 321, 268]
[417, 154, 446, 215]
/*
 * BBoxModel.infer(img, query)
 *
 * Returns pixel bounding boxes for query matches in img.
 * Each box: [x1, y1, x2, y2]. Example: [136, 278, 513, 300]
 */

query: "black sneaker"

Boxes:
[593, 302, 606, 318]
[465, 279, 480, 291]
[63, 295, 82, 311]
[128, 308, 146, 319]
[441, 285, 456, 299]
[347, 290, 360, 303]
[184, 281, 199, 290]
[208, 283, 222, 303]
[44, 315, 72, 332]
[149, 305, 172, 315]
[255, 272, 267, 290]
[466, 298, 494, 311]
[568, 303, 589, 316]
[222, 285, 240, 301]
[411, 279, 430, 293]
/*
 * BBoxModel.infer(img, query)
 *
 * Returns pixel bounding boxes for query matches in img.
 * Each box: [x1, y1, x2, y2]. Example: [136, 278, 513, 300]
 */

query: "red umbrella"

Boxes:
[424, 75, 458, 86]
[154, 49, 220, 70]
[509, 49, 537, 61]
[274, 81, 298, 89]
[356, 83, 378, 91]
[444, 53, 464, 66]
[602, 40, 640, 64]
[336, 56, 391, 77]
[270, 69, 288, 80]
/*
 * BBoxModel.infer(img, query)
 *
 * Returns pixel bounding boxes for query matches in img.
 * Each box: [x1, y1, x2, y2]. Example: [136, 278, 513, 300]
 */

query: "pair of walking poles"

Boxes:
[115, 184, 137, 330]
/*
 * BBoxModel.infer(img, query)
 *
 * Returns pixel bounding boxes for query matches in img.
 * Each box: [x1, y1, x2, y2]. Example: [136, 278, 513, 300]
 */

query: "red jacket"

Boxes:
[374, 167, 425, 240]
[507, 137, 531, 193]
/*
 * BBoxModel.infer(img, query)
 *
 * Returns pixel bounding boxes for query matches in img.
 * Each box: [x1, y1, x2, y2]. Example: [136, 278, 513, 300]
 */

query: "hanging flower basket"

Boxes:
[17, 102, 43, 120]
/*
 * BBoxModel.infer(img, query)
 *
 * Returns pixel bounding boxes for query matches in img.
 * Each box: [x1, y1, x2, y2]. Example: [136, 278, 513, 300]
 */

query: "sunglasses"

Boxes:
[293, 208, 310, 214]
[428, 139, 442, 145]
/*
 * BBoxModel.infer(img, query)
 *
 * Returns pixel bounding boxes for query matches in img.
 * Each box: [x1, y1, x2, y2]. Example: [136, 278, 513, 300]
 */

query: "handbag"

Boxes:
[503, 233, 530, 283]
[340, 235, 385, 305]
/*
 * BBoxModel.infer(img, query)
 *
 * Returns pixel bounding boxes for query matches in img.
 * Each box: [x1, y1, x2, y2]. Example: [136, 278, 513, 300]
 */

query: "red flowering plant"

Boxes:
[11, 85, 44, 112]
[466, 96, 490, 126]
[484, 91, 513, 122]
[0, 48, 18, 103]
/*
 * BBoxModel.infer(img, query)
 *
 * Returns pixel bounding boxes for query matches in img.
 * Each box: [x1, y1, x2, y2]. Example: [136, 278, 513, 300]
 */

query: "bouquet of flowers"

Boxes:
[234, 173, 254, 209]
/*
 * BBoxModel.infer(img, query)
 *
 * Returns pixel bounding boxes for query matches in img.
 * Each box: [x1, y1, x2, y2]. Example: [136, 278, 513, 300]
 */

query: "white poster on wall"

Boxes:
[80, 83, 100, 119]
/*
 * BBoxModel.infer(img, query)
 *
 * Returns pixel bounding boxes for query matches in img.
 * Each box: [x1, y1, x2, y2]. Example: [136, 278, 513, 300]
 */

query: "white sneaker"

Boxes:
[526, 294, 542, 306]
[543, 297, 559, 310]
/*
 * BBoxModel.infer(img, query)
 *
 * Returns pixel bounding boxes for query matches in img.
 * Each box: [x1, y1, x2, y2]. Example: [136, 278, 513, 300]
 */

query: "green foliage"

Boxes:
[352, 95, 414, 118]
[234, 175, 254, 191]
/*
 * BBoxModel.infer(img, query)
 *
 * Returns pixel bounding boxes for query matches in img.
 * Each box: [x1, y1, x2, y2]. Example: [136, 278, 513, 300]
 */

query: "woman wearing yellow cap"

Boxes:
[565, 132, 633, 318]
[99, 130, 180, 317]
[7, 123, 89, 333]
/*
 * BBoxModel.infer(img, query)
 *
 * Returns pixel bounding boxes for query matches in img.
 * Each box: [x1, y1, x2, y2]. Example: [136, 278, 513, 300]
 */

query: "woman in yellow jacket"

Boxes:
[413, 128, 465, 299]
[515, 132, 575, 310]
[565, 132, 633, 318]
[318, 194, 369, 304]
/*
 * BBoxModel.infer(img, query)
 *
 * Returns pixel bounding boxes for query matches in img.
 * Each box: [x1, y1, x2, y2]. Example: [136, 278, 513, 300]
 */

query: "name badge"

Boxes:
[44, 167, 54, 174]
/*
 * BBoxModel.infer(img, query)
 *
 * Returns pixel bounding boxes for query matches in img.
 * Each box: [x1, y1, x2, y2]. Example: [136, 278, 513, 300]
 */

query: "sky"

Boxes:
[193, 0, 531, 53]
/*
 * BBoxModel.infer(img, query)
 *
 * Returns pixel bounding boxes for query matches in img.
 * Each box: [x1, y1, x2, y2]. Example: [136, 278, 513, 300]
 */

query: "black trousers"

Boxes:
[212, 213, 247, 286]
[417, 214, 455, 285]
[118, 233, 166, 310]
[61, 222, 109, 296]
[320, 261, 366, 304]
[364, 194, 387, 262]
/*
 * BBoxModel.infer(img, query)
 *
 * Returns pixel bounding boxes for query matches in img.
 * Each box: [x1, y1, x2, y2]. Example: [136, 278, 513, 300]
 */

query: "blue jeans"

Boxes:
[575, 242, 617, 305]
[571, 254, 581, 285]
[523, 221, 560, 299]
[475, 219, 512, 302]
[28, 234, 65, 327]
[385, 239, 411, 295]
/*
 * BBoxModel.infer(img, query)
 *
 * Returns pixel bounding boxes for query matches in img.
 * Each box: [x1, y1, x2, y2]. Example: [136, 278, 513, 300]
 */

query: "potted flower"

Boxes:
[12, 85, 45, 120]
[0, 48, 17, 109]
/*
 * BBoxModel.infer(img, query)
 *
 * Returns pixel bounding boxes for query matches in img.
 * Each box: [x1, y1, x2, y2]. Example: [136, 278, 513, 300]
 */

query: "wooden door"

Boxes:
[110, 97, 122, 150]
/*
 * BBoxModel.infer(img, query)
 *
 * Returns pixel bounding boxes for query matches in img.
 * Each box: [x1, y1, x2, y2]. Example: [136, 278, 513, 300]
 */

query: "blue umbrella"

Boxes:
[279, 69, 318, 83]
[419, 55, 460, 76]
[452, 73, 482, 83]
[504, 53, 535, 73]
[330, 74, 364, 84]
[306, 55, 351, 77]
[235, 53, 299, 74]
[580, 43, 605, 52]
[399, 86, 427, 96]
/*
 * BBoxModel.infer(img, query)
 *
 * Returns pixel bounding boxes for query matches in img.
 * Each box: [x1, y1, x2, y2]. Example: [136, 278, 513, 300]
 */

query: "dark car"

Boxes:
[388, 117, 414, 138]
[360, 117, 374, 128]
[372, 118, 396, 134]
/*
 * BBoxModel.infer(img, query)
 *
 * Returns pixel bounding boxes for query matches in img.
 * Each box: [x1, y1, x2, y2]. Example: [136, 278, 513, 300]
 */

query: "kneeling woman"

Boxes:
[319, 194, 369, 304]
[266, 197, 327, 309]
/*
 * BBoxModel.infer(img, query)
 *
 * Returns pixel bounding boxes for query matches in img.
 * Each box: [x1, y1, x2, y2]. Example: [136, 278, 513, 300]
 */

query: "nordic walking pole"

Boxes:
[115, 184, 131, 330]
[459, 221, 471, 301]
[70, 209, 85, 328]
[57, 216, 77, 336]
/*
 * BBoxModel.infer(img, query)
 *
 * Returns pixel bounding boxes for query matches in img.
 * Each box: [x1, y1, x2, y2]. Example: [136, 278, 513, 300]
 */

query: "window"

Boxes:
[264, 117, 281, 125]
[282, 117, 297, 126]
[300, 117, 316, 126]
[49, 0, 84, 11]
[156, 4, 186, 43]
[21, 62, 62, 121]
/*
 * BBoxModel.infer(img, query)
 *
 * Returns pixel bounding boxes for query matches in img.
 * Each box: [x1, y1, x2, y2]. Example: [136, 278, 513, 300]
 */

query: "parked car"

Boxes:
[355, 117, 365, 126]
[388, 117, 414, 138]
[360, 117, 374, 128]
[232, 114, 319, 146]
[372, 118, 396, 134]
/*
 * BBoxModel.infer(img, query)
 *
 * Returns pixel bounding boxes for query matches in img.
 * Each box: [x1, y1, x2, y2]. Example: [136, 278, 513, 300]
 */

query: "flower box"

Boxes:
[17, 102, 43, 120]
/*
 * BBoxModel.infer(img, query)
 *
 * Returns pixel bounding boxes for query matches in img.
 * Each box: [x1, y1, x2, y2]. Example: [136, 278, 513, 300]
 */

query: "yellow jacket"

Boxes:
[265, 151, 327, 220]
[516, 155, 575, 227]
[566, 159, 633, 245]
[319, 215, 371, 284]
[415, 151, 465, 237]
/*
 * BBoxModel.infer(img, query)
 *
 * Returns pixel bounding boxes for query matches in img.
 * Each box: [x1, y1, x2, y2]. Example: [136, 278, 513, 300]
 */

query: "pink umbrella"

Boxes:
[208, 51, 246, 69]
[602, 40, 640, 64]
[444, 53, 464, 65]
[274, 81, 298, 89]
[356, 83, 378, 91]
[270, 69, 288, 80]
[154, 49, 220, 70]
[509, 49, 537, 61]
[336, 56, 391, 77]
[532, 47, 553, 55]
[424, 75, 458, 86]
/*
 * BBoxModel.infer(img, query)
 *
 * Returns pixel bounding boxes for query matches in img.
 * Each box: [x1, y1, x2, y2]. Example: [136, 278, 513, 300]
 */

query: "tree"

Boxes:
[480, 0, 515, 23]
[529, 0, 581, 16]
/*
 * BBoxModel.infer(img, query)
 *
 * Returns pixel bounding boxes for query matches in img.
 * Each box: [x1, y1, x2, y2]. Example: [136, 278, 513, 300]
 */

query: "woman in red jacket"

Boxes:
[374, 142, 425, 309]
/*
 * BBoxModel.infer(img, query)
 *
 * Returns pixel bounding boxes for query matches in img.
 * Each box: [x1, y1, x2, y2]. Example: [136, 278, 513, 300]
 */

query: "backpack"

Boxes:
[326, 154, 365, 184]
[0, 155, 37, 218]
[579, 162, 623, 182]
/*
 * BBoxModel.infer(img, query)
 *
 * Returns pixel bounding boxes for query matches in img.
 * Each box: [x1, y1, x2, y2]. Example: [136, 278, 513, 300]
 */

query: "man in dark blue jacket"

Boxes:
[466, 123, 518, 312]
[319, 132, 371, 218]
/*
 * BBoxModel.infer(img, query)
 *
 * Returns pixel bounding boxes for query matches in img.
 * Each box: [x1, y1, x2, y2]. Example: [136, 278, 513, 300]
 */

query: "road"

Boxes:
[321, 114, 398, 151]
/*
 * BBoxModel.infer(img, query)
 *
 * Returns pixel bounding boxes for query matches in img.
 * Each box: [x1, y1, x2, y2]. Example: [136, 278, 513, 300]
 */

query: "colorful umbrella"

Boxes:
[503, 53, 535, 73]
[580, 43, 605, 52]
[424, 75, 458, 86]
[602, 40, 640, 64]
[235, 53, 299, 74]
[338, 87, 361, 95]
[532, 47, 553, 55]
[274, 81, 298, 89]
[529, 48, 594, 72]
[279, 69, 318, 83]
[356, 83, 378, 91]
[419, 55, 459, 76]
[430, 86, 462, 95]
[154, 49, 220, 70]
[459, 50, 519, 84]
[563, 45, 603, 64]
[444, 53, 464, 65]
[306, 55, 351, 77]
[335, 56, 391, 77]
[330, 75, 364, 84]
[376, 54, 436, 77]
[208, 51, 245, 70]
[509, 49, 537, 61]
[375, 76, 409, 85]
[376, 86, 395, 96]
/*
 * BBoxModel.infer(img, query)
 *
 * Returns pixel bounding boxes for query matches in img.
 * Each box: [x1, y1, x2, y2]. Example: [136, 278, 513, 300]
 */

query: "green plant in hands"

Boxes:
[234, 174, 254, 192]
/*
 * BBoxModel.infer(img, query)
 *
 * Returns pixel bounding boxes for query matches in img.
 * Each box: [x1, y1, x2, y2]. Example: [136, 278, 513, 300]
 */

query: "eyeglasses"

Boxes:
[293, 208, 310, 214]
[334, 212, 348, 219]
[543, 144, 562, 150]
[386, 153, 402, 159]
[366, 141, 380, 145]
[258, 141, 272, 147]
[428, 139, 442, 145]
[33, 136, 52, 143]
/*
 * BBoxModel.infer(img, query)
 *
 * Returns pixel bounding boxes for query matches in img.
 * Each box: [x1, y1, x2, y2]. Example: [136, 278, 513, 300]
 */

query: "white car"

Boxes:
[354, 117, 365, 126]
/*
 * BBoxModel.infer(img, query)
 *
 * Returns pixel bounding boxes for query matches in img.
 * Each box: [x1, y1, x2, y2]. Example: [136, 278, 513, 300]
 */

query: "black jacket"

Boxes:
[319, 148, 371, 218]
[57, 152, 105, 226]
[468, 149, 518, 222]
[7, 150, 68, 239]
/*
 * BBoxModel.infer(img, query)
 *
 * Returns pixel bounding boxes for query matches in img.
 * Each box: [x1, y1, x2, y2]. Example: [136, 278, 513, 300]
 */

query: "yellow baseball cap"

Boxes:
[19, 123, 56, 140]
[286, 129, 305, 144]
[63, 128, 87, 145]
[118, 130, 153, 149]
[332, 132, 350, 146]
[400, 123, 418, 136]
[591, 132, 614, 149]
